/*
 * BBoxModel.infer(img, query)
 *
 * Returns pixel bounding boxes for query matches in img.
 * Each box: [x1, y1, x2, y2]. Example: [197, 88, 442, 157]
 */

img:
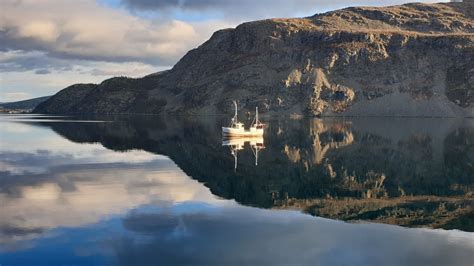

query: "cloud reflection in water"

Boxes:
[0, 116, 472, 265]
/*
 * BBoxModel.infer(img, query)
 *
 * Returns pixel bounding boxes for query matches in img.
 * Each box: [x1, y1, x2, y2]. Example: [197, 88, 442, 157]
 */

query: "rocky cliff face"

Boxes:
[34, 1, 474, 117]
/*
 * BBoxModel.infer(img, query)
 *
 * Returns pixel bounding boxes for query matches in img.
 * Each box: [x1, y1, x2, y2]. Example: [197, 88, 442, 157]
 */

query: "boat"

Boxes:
[222, 101, 265, 137]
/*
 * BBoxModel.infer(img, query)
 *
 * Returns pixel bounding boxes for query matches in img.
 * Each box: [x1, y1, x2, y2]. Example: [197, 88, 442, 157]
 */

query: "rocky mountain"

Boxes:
[34, 1, 474, 117]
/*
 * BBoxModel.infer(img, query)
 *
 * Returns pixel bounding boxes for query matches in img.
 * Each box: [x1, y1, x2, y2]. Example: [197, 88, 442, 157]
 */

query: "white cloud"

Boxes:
[17, 20, 60, 42]
[0, 0, 224, 65]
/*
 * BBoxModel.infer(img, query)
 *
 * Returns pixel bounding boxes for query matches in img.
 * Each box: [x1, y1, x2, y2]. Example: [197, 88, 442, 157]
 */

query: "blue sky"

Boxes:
[0, 0, 449, 102]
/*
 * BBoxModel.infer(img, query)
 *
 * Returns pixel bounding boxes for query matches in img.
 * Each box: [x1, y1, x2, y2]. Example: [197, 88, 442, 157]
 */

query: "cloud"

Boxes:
[0, 50, 73, 73]
[122, 0, 180, 10]
[34, 69, 51, 75]
[0, 50, 161, 77]
[0, 0, 225, 66]
[121, 0, 450, 20]
[16, 20, 60, 42]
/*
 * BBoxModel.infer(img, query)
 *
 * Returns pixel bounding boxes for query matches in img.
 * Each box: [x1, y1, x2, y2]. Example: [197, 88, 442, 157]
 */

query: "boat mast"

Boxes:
[255, 107, 258, 125]
[230, 101, 238, 126]
[234, 101, 238, 120]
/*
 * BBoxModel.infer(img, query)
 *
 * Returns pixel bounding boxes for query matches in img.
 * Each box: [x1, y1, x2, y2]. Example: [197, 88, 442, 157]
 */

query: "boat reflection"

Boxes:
[1, 115, 473, 265]
[14, 115, 473, 231]
[222, 136, 264, 169]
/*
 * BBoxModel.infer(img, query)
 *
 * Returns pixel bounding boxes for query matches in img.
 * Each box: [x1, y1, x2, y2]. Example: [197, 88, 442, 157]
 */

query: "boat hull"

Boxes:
[222, 127, 263, 137]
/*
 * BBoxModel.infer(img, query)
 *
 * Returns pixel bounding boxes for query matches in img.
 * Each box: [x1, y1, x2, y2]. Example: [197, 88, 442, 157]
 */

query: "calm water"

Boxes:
[0, 114, 473, 265]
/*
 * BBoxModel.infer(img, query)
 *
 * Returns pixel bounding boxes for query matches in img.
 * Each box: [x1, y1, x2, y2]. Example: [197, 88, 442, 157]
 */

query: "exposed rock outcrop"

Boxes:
[35, 1, 474, 116]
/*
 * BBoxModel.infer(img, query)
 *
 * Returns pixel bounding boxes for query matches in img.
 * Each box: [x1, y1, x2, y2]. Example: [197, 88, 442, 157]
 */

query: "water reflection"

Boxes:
[0, 115, 473, 265]
[0, 148, 225, 249]
[114, 205, 473, 266]
[222, 137, 264, 169]
[14, 115, 473, 231]
[0, 118, 227, 251]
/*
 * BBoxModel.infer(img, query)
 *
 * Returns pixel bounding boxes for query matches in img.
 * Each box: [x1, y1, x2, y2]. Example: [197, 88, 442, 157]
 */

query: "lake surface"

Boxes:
[0, 114, 473, 265]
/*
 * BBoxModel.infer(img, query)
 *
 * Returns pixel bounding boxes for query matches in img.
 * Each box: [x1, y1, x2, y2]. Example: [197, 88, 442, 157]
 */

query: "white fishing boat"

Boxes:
[222, 101, 265, 137]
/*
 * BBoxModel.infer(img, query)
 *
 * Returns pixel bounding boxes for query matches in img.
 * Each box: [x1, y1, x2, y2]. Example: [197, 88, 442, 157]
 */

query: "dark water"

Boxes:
[0, 114, 473, 265]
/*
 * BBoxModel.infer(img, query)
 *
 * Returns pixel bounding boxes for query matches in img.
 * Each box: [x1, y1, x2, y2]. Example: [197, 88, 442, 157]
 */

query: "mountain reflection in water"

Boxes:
[26, 116, 474, 230]
[0, 114, 473, 265]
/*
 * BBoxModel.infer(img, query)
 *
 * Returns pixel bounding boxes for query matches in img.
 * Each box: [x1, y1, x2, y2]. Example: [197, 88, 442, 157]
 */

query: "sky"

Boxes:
[0, 0, 450, 102]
